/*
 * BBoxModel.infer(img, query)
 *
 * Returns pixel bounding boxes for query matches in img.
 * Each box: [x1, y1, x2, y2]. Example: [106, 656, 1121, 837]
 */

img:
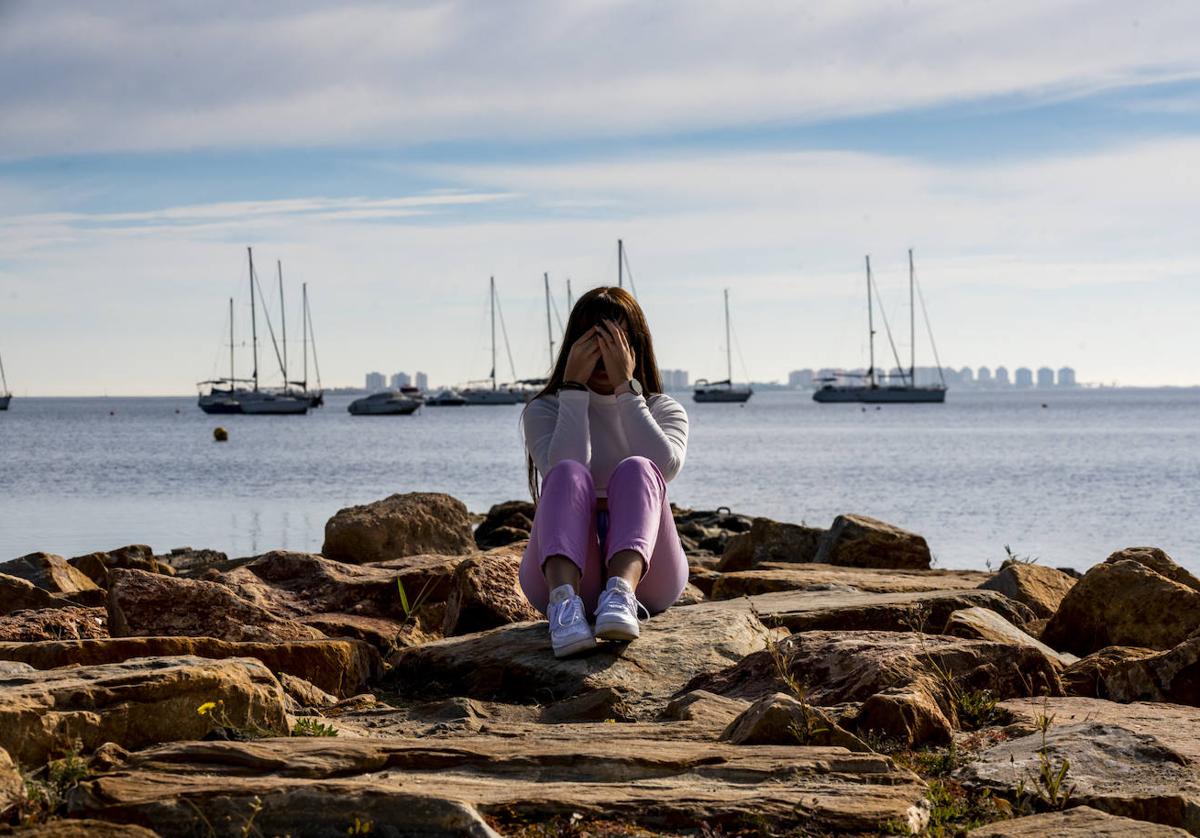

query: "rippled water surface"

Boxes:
[2, 389, 1197, 571]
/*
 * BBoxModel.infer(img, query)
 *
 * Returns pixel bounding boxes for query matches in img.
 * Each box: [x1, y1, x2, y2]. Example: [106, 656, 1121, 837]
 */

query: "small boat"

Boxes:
[694, 289, 752, 403]
[348, 391, 421, 415]
[0, 347, 10, 411]
[426, 389, 467, 407]
[813, 250, 946, 404]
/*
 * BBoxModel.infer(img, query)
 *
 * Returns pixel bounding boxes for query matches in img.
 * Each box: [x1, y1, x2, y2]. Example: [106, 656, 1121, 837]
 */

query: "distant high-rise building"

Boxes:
[959, 366, 974, 385]
[1036, 367, 1055, 388]
[390, 372, 411, 390]
[415, 371, 428, 391]
[788, 369, 814, 389]
[1057, 367, 1077, 388]
[1015, 367, 1033, 388]
[994, 366, 1011, 387]
[659, 369, 689, 390]
[365, 371, 386, 391]
[817, 368, 838, 383]
[976, 366, 993, 386]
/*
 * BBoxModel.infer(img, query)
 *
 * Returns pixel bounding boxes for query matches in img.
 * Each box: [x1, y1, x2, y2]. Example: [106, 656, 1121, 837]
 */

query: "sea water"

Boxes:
[1, 388, 1197, 572]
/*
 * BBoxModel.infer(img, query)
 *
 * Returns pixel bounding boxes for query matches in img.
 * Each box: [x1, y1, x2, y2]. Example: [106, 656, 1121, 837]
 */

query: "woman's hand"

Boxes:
[597, 319, 636, 385]
[563, 326, 601, 384]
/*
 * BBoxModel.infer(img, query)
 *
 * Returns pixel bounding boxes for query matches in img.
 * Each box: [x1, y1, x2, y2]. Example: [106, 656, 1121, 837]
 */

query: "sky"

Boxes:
[2, 0, 1199, 394]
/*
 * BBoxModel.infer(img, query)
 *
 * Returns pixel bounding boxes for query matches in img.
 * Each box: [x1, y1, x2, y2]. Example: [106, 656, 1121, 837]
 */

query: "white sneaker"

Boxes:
[594, 577, 649, 641]
[547, 584, 596, 658]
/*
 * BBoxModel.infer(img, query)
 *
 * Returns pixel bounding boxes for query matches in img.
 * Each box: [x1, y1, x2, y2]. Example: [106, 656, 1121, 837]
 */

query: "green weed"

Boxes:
[292, 718, 339, 737]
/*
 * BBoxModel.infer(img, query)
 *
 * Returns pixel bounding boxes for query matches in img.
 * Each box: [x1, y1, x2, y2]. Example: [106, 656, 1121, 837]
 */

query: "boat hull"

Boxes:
[0, 395, 10, 411]
[461, 389, 525, 405]
[238, 392, 310, 415]
[693, 389, 752, 403]
[813, 386, 946, 404]
[348, 398, 420, 416]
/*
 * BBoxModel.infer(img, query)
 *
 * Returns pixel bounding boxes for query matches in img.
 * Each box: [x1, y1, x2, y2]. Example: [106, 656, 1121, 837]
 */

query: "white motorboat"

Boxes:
[426, 389, 467, 407]
[348, 391, 421, 415]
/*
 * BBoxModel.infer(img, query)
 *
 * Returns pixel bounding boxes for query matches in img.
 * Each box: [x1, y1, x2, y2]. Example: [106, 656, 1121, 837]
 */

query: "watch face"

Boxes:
[629, 379, 643, 396]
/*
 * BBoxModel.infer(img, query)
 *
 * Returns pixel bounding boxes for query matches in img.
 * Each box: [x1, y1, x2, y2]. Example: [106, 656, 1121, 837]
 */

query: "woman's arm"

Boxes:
[615, 392, 688, 480]
[523, 391, 592, 475]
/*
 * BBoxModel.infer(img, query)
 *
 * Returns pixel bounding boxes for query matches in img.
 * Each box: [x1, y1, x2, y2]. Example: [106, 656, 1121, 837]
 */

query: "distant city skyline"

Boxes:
[2, 4, 1199, 394]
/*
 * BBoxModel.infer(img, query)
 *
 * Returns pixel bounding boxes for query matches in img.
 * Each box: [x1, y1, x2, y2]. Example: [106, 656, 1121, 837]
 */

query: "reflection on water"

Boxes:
[1, 389, 1198, 571]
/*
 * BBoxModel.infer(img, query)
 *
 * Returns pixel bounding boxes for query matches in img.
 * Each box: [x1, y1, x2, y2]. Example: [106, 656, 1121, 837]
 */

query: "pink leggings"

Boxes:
[520, 456, 689, 617]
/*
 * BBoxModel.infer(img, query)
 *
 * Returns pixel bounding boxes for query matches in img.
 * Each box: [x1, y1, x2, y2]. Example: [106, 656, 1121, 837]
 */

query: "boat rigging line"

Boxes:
[914, 262, 947, 388]
[868, 269, 909, 385]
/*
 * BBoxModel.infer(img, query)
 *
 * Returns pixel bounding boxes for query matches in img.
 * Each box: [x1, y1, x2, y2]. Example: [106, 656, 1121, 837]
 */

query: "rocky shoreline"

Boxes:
[1, 493, 1198, 836]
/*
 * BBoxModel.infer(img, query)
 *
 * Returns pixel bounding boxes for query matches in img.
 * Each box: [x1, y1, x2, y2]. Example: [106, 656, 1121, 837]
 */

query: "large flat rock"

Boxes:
[710, 564, 988, 599]
[68, 735, 931, 836]
[710, 587, 1034, 633]
[968, 806, 1190, 837]
[383, 601, 773, 718]
[0, 656, 289, 766]
[961, 697, 1200, 834]
[0, 636, 378, 699]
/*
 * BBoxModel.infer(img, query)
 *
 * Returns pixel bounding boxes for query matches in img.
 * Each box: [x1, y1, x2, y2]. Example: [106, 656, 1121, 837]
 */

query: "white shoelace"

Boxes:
[551, 593, 587, 629]
[597, 585, 650, 621]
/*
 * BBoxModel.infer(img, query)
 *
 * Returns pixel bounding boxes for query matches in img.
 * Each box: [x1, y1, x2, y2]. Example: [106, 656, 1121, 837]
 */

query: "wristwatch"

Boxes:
[621, 379, 644, 396]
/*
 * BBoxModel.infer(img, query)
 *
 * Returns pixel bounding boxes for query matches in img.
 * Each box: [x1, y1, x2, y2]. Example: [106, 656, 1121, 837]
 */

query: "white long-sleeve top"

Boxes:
[523, 389, 689, 497]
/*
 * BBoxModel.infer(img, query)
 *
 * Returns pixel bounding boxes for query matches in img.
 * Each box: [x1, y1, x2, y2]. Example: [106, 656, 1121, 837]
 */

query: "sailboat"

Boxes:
[0, 346, 11, 410]
[813, 250, 946, 404]
[461, 277, 526, 405]
[197, 248, 310, 415]
[694, 289, 753, 403]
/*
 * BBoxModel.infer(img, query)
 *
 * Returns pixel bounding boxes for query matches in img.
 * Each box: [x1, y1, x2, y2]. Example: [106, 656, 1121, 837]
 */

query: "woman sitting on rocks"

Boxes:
[520, 286, 690, 658]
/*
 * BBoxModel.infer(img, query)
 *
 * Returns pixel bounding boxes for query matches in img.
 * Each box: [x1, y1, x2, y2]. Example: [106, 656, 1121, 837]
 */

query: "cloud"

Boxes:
[2, 1, 1199, 157]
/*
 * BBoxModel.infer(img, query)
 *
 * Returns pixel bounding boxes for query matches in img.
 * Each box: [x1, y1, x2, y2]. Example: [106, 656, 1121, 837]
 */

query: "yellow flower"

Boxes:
[196, 701, 217, 716]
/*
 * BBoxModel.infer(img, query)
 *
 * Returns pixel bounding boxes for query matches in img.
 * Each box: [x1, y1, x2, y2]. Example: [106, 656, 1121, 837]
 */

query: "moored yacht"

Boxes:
[347, 390, 421, 415]
[694, 289, 752, 404]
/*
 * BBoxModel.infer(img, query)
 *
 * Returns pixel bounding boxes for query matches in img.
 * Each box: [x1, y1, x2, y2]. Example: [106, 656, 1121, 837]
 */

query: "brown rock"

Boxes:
[711, 564, 988, 600]
[1063, 637, 1200, 706]
[685, 630, 1062, 746]
[721, 692, 870, 750]
[386, 602, 773, 718]
[716, 517, 825, 571]
[1105, 546, 1200, 592]
[442, 547, 538, 636]
[279, 673, 338, 711]
[1, 820, 162, 837]
[0, 746, 20, 818]
[966, 697, 1200, 834]
[674, 582, 706, 606]
[0, 656, 289, 766]
[322, 492, 475, 564]
[813, 514, 931, 570]
[0, 606, 107, 642]
[1041, 559, 1200, 655]
[0, 636, 378, 699]
[709, 587, 1035, 634]
[943, 606, 1077, 667]
[107, 568, 325, 643]
[967, 806, 1190, 837]
[977, 562, 1076, 618]
[662, 690, 750, 727]
[0, 553, 99, 595]
[71, 544, 175, 587]
[473, 500, 534, 550]
[68, 735, 930, 836]
[0, 573, 64, 615]
[156, 546, 229, 574]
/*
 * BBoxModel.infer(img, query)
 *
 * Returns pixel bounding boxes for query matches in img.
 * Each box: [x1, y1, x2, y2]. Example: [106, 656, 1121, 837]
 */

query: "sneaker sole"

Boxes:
[594, 620, 640, 642]
[553, 635, 597, 658]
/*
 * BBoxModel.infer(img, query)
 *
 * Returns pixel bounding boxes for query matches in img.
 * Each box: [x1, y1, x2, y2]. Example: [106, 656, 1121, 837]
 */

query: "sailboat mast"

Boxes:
[618, 239, 623, 288]
[278, 261, 288, 386]
[302, 282, 309, 389]
[490, 276, 497, 391]
[544, 272, 554, 370]
[229, 297, 235, 386]
[866, 255, 876, 388]
[248, 247, 259, 392]
[566, 278, 573, 310]
[909, 248, 916, 387]
[724, 288, 733, 383]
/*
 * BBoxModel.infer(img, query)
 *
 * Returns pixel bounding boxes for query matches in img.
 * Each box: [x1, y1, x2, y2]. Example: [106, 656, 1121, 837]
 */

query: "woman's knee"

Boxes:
[542, 458, 594, 493]
[609, 456, 664, 488]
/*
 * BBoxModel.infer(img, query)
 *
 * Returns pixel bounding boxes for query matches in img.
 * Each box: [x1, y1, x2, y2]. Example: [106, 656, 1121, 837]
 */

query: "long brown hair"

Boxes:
[525, 286, 664, 504]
